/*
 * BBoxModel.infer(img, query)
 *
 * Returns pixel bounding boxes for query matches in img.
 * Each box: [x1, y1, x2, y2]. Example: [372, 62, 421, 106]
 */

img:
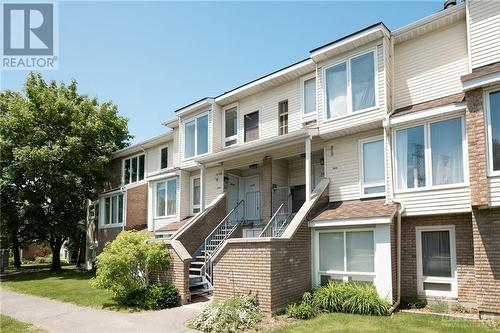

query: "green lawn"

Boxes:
[0, 266, 134, 311]
[0, 314, 45, 333]
[268, 312, 499, 333]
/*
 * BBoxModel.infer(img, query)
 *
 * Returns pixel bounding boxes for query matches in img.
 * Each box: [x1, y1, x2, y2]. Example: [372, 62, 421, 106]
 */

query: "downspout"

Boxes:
[195, 161, 206, 211]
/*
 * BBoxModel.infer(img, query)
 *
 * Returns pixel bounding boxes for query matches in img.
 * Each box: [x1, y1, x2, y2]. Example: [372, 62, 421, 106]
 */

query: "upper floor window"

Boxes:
[224, 106, 238, 147]
[394, 117, 465, 191]
[487, 90, 500, 174]
[303, 77, 316, 116]
[278, 100, 288, 135]
[244, 111, 259, 142]
[123, 154, 145, 185]
[185, 113, 208, 159]
[155, 178, 177, 217]
[103, 193, 124, 226]
[360, 138, 385, 197]
[325, 50, 376, 119]
[160, 147, 168, 169]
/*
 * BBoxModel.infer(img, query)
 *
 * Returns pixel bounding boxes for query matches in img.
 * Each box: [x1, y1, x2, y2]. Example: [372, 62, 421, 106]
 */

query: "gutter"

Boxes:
[388, 198, 405, 315]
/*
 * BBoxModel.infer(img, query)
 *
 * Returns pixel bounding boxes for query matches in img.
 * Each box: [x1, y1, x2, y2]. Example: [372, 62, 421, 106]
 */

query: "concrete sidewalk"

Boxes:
[0, 289, 208, 333]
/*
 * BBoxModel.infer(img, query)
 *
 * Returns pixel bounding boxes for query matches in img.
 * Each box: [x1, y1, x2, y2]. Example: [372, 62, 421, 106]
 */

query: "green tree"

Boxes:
[91, 231, 171, 300]
[0, 73, 130, 270]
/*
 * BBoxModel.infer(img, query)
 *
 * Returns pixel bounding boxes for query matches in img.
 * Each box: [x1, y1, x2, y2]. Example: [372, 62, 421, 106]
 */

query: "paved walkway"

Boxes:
[0, 289, 208, 333]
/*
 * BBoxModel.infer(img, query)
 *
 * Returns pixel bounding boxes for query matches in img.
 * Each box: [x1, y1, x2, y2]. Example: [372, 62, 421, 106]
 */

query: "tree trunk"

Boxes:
[50, 238, 63, 271]
[11, 235, 21, 269]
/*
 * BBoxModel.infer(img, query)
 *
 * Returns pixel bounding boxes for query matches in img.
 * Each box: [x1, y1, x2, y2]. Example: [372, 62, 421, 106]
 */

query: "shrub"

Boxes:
[191, 295, 262, 332]
[33, 255, 52, 264]
[123, 283, 180, 310]
[286, 302, 318, 320]
[429, 300, 449, 313]
[453, 303, 468, 313]
[341, 283, 389, 315]
[402, 295, 427, 309]
[90, 231, 170, 300]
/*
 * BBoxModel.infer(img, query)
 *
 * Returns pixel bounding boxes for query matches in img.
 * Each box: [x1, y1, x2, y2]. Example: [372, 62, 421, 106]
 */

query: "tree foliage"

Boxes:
[91, 231, 171, 299]
[0, 72, 130, 270]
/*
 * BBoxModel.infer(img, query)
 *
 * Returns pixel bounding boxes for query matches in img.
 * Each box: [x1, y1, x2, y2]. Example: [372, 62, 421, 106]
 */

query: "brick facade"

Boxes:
[400, 214, 476, 305]
[465, 89, 489, 206]
[472, 208, 500, 315]
[126, 183, 148, 229]
[97, 227, 122, 253]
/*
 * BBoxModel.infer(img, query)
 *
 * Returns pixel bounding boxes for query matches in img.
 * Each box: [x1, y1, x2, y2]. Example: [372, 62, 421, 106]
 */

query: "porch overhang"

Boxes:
[195, 128, 318, 167]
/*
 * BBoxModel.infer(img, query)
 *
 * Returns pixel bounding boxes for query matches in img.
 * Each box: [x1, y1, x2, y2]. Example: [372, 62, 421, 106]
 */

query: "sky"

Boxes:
[0, 1, 444, 144]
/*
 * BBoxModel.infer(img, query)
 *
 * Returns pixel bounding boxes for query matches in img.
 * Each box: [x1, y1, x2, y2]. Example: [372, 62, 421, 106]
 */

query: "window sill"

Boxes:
[487, 171, 500, 178]
[183, 152, 209, 162]
[394, 183, 470, 195]
[154, 215, 178, 220]
[323, 105, 380, 124]
[100, 224, 123, 229]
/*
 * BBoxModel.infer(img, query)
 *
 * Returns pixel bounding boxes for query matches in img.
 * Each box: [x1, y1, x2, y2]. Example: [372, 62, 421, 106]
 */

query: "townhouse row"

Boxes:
[86, 0, 500, 318]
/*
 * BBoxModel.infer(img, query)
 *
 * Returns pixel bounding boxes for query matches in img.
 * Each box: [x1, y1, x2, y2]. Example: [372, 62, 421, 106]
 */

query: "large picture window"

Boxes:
[103, 193, 124, 226]
[155, 178, 177, 217]
[325, 50, 376, 119]
[487, 90, 500, 173]
[184, 114, 209, 159]
[360, 138, 385, 196]
[317, 230, 375, 285]
[394, 117, 465, 191]
[123, 154, 145, 185]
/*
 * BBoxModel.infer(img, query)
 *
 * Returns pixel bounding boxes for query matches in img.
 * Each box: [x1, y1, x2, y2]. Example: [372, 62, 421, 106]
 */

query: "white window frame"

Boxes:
[183, 112, 209, 161]
[243, 110, 260, 143]
[484, 87, 500, 177]
[323, 48, 378, 122]
[313, 228, 376, 286]
[278, 99, 289, 136]
[159, 145, 169, 170]
[300, 73, 317, 120]
[392, 115, 469, 194]
[154, 177, 178, 218]
[416, 225, 457, 298]
[359, 136, 386, 198]
[122, 153, 146, 185]
[100, 191, 125, 228]
[190, 175, 201, 215]
[222, 103, 239, 148]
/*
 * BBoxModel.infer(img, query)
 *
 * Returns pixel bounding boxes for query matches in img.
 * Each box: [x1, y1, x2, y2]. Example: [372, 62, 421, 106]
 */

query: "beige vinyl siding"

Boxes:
[205, 166, 224, 205]
[212, 104, 223, 153]
[178, 170, 191, 220]
[171, 127, 180, 167]
[489, 176, 500, 206]
[394, 186, 471, 216]
[179, 109, 213, 169]
[317, 42, 386, 135]
[288, 153, 323, 187]
[469, 0, 500, 69]
[324, 129, 383, 201]
[272, 159, 288, 188]
[384, 36, 393, 113]
[394, 21, 468, 110]
[146, 143, 172, 176]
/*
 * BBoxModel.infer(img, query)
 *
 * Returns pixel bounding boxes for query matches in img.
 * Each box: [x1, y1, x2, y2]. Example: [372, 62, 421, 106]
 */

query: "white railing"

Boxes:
[259, 194, 292, 238]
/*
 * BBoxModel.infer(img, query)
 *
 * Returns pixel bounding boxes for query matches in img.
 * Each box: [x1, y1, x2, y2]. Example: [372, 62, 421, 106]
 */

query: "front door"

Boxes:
[291, 185, 305, 213]
[244, 175, 260, 221]
[226, 174, 239, 214]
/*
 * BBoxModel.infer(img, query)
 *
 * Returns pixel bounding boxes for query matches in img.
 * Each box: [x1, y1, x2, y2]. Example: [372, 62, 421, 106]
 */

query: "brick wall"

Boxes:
[150, 243, 190, 304]
[97, 227, 122, 253]
[176, 197, 226, 255]
[400, 214, 476, 304]
[126, 183, 148, 229]
[466, 89, 489, 206]
[472, 208, 500, 315]
[102, 158, 122, 191]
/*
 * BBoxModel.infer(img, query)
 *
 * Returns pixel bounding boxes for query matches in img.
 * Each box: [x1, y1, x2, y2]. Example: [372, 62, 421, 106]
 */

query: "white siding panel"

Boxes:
[325, 129, 383, 201]
[394, 186, 471, 216]
[469, 0, 500, 69]
[489, 176, 500, 206]
[205, 166, 224, 205]
[146, 143, 171, 176]
[179, 171, 190, 220]
[212, 104, 222, 154]
[394, 21, 468, 109]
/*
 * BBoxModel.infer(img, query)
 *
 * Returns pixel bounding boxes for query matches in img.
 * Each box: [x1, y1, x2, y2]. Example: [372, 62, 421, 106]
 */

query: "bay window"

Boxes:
[103, 193, 124, 226]
[123, 154, 145, 185]
[416, 226, 457, 297]
[155, 178, 177, 217]
[184, 113, 209, 159]
[224, 106, 238, 147]
[487, 90, 500, 173]
[303, 76, 316, 116]
[325, 50, 376, 119]
[394, 117, 466, 191]
[317, 229, 375, 285]
[360, 138, 385, 196]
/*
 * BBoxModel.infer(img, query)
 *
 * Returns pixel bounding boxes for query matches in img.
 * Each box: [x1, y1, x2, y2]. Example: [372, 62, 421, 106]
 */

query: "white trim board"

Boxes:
[390, 103, 465, 126]
[462, 71, 500, 92]
[308, 216, 392, 228]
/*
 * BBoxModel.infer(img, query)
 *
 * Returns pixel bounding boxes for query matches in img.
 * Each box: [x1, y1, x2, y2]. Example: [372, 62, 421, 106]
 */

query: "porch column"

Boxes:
[199, 163, 206, 211]
[305, 136, 311, 202]
[262, 157, 273, 223]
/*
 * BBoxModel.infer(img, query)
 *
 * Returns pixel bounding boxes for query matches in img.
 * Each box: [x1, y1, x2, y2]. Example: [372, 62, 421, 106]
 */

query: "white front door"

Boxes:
[244, 175, 260, 221]
[226, 174, 240, 214]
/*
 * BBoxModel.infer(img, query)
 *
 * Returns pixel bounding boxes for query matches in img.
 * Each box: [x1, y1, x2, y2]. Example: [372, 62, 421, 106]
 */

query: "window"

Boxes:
[278, 100, 288, 135]
[224, 106, 238, 147]
[184, 114, 209, 159]
[160, 147, 168, 169]
[394, 117, 466, 191]
[244, 111, 259, 142]
[325, 50, 376, 119]
[416, 226, 456, 297]
[155, 178, 177, 217]
[123, 154, 145, 185]
[487, 90, 500, 173]
[361, 138, 385, 196]
[317, 230, 375, 285]
[103, 193, 124, 226]
[191, 177, 201, 214]
[303, 77, 316, 116]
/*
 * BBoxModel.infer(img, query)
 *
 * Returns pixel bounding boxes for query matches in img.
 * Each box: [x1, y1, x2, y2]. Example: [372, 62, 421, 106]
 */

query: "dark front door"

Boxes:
[291, 185, 305, 213]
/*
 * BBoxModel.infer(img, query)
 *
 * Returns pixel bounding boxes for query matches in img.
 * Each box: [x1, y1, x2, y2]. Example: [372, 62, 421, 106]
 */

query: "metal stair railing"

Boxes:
[259, 194, 292, 238]
[202, 199, 245, 284]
